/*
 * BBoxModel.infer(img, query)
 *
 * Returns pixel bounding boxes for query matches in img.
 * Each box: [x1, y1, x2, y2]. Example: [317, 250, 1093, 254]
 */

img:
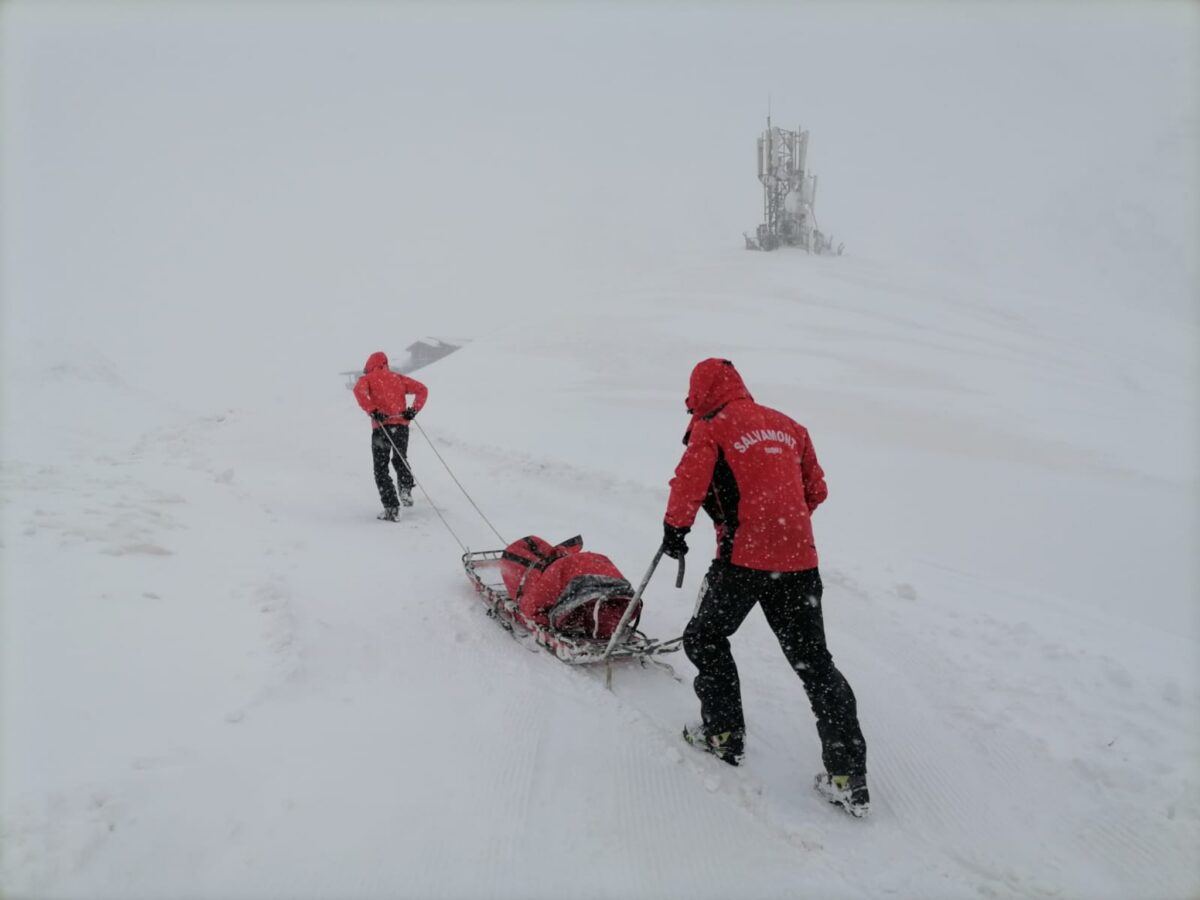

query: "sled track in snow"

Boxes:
[479, 693, 544, 880]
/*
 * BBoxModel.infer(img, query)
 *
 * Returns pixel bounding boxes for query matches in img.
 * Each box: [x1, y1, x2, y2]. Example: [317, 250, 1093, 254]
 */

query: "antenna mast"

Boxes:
[745, 108, 839, 254]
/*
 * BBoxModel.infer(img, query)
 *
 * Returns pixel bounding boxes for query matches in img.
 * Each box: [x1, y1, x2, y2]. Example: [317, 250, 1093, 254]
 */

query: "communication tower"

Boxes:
[746, 117, 840, 254]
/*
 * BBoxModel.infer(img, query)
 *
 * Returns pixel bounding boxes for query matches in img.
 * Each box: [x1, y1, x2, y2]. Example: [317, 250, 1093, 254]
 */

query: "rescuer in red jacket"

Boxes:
[354, 351, 428, 521]
[661, 358, 869, 816]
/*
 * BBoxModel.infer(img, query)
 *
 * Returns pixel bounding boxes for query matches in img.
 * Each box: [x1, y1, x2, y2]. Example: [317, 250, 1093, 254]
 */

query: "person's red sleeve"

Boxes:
[800, 427, 828, 512]
[406, 376, 429, 413]
[664, 422, 718, 529]
[353, 376, 374, 414]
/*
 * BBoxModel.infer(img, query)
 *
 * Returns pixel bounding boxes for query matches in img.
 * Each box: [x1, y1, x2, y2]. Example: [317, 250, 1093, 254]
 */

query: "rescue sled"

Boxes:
[462, 536, 682, 666]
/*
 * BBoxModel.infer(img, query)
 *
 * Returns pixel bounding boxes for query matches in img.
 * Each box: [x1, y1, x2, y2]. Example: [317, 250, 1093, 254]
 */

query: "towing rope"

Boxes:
[376, 420, 508, 551]
[376, 425, 469, 552]
[413, 420, 508, 545]
[380, 423, 688, 672]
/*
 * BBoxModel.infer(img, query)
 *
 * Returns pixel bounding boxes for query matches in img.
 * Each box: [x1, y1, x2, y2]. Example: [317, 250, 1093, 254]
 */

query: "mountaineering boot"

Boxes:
[682, 721, 745, 766]
[398, 488, 414, 507]
[377, 507, 400, 522]
[813, 773, 870, 817]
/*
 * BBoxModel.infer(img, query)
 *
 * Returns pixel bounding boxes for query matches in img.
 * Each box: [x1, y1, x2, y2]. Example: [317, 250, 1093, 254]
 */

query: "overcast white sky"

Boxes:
[2, 1, 1196, 400]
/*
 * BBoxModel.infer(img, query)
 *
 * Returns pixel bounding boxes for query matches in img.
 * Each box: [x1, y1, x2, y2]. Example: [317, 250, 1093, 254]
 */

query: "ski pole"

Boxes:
[604, 547, 664, 689]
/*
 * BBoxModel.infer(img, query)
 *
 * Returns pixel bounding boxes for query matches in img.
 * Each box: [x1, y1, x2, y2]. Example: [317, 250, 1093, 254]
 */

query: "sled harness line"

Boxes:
[413, 419, 508, 546]
[376, 424, 471, 552]
[380, 423, 689, 679]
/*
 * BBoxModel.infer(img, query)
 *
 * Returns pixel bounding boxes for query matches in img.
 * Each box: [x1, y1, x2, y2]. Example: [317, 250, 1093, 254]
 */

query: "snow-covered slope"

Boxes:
[3, 248, 1197, 899]
[3, 3, 1197, 898]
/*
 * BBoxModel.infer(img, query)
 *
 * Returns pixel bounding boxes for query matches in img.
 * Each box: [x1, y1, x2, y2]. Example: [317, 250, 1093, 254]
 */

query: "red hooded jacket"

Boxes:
[665, 359, 827, 572]
[354, 351, 429, 429]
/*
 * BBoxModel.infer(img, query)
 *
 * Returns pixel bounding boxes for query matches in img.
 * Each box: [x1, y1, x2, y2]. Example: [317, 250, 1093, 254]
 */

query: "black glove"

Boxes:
[402, 408, 417, 421]
[370, 410, 389, 422]
[661, 522, 690, 560]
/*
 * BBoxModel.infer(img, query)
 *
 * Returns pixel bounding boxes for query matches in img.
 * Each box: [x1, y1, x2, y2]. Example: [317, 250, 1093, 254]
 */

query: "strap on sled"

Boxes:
[501, 535, 583, 599]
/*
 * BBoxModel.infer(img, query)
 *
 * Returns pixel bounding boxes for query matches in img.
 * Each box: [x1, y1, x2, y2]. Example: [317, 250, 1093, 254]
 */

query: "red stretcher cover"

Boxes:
[499, 535, 634, 640]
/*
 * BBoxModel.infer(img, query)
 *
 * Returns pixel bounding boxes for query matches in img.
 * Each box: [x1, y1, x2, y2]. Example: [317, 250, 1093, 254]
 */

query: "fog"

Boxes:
[2, 1, 1196, 401]
[3, 7, 1199, 895]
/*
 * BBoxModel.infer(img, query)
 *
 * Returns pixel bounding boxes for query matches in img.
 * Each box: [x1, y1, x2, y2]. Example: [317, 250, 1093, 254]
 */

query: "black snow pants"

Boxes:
[683, 560, 867, 777]
[371, 424, 413, 508]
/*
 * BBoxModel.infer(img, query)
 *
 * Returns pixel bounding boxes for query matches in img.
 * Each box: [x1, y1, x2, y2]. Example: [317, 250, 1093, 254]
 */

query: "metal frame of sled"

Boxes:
[462, 550, 682, 666]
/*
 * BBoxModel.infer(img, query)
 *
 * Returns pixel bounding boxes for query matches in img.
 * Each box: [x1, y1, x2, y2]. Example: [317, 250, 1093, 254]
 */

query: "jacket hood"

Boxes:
[685, 358, 752, 419]
[363, 351, 389, 374]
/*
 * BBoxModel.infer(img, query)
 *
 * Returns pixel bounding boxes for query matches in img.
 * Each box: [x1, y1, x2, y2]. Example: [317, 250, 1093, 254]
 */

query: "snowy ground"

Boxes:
[3, 248, 1197, 899]
[3, 3, 1198, 898]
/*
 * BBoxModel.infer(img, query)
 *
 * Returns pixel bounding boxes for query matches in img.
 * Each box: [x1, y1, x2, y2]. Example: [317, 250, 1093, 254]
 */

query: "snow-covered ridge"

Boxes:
[3, 249, 1196, 898]
[3, 3, 1196, 896]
